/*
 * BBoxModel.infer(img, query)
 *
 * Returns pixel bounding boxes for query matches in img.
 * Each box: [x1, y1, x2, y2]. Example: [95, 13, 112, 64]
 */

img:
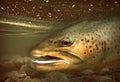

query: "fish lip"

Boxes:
[29, 50, 82, 65]
[29, 54, 70, 65]
[31, 59, 70, 64]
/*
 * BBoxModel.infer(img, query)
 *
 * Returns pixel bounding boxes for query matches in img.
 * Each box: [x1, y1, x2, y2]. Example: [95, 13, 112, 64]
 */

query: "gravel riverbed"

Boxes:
[0, 56, 119, 82]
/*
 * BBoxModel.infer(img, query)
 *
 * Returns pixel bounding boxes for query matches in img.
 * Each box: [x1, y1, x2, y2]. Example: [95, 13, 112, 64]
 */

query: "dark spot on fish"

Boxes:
[103, 41, 107, 46]
[113, 31, 116, 34]
[95, 44, 98, 47]
[99, 41, 102, 45]
[96, 47, 99, 50]
[103, 31, 107, 35]
[93, 56, 95, 58]
[90, 50, 92, 53]
[87, 33, 90, 36]
[95, 29, 98, 32]
[86, 39, 89, 42]
[89, 46, 92, 48]
[85, 45, 88, 48]
[81, 39, 84, 41]
[107, 39, 110, 42]
[84, 52, 87, 54]
[91, 37, 94, 40]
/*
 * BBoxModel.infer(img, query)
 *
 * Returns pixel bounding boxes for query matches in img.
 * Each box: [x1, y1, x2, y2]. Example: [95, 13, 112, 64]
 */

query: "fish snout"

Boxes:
[27, 49, 81, 71]
[29, 49, 70, 64]
[30, 49, 48, 57]
[27, 49, 73, 71]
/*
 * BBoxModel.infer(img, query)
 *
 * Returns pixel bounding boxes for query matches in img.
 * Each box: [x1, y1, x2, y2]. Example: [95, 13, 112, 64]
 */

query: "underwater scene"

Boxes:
[0, 0, 120, 82]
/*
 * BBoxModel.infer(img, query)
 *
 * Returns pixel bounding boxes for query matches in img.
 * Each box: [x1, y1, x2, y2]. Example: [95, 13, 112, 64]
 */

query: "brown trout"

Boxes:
[28, 16, 120, 71]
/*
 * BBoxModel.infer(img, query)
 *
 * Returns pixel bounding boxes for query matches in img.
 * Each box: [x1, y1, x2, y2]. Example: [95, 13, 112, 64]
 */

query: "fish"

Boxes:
[28, 15, 120, 71]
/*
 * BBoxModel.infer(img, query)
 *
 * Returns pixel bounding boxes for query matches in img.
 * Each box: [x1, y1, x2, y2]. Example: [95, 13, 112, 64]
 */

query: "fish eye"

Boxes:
[62, 40, 72, 45]
[56, 40, 73, 47]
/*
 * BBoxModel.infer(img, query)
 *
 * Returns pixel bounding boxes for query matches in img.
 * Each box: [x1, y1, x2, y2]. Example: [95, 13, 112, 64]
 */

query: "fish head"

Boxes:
[28, 28, 81, 71]
[28, 23, 103, 71]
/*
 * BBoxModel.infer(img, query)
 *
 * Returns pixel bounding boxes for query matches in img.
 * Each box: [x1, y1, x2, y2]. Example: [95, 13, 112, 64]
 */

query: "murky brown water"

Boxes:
[0, 0, 120, 82]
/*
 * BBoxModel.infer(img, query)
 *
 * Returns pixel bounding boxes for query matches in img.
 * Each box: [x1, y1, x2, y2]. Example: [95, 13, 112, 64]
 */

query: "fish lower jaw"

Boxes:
[28, 55, 73, 71]
[31, 59, 70, 64]
[28, 51, 81, 71]
[28, 59, 73, 71]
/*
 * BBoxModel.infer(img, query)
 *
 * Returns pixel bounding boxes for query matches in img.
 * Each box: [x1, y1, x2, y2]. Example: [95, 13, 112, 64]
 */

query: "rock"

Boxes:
[6, 71, 19, 79]
[6, 70, 26, 82]
[24, 64, 43, 77]
[70, 76, 97, 82]
[113, 72, 120, 82]
[18, 74, 27, 78]
[97, 76, 114, 82]
[5, 79, 11, 82]
[32, 78, 41, 82]
[81, 69, 94, 74]
[19, 65, 26, 74]
[100, 68, 110, 73]
[23, 76, 32, 82]
[42, 72, 69, 82]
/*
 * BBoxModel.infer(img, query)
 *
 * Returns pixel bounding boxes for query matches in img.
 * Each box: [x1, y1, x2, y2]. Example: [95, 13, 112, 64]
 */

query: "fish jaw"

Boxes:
[28, 48, 82, 71]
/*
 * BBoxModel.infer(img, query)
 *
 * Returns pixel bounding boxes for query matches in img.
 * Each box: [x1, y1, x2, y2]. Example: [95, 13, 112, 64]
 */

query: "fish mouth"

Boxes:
[30, 55, 70, 64]
[28, 50, 82, 71]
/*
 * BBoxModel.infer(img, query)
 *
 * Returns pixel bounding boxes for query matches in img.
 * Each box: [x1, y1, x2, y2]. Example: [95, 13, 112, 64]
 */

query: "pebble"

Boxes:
[98, 76, 113, 82]
[101, 68, 110, 72]
[81, 69, 94, 74]
[42, 72, 69, 82]
[23, 76, 32, 82]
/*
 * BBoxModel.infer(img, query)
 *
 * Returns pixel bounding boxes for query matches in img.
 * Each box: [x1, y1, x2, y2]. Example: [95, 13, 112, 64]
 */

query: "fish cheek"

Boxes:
[70, 39, 103, 61]
[70, 41, 88, 60]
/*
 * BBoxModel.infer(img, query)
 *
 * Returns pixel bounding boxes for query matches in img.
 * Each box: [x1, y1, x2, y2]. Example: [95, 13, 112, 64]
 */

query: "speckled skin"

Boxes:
[29, 16, 120, 71]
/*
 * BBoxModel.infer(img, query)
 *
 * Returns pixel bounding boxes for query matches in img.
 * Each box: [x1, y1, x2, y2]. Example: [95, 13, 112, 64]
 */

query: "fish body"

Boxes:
[28, 16, 120, 71]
